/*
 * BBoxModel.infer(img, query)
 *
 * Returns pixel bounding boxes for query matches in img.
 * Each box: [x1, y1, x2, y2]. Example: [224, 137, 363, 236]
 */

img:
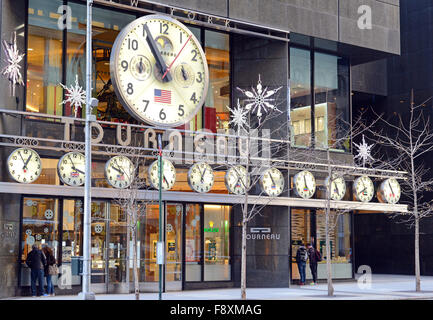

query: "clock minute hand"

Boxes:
[162, 34, 192, 81]
[143, 24, 172, 82]
[388, 181, 395, 196]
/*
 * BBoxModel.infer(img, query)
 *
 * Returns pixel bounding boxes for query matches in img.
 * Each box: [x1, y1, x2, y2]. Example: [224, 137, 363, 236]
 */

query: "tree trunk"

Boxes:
[241, 212, 247, 300]
[326, 149, 334, 296]
[131, 209, 140, 300]
[415, 216, 420, 292]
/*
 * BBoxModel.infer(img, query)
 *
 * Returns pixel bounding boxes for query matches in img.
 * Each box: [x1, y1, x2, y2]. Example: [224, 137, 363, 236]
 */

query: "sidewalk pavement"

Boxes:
[5, 274, 433, 300]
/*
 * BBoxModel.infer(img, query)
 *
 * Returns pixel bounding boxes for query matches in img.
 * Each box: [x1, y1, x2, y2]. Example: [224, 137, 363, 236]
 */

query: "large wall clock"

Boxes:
[353, 175, 374, 202]
[324, 175, 346, 201]
[225, 165, 250, 195]
[188, 162, 214, 193]
[377, 178, 401, 204]
[7, 147, 42, 183]
[110, 14, 209, 127]
[260, 167, 285, 197]
[293, 170, 316, 199]
[58, 152, 85, 186]
[148, 158, 176, 190]
[105, 156, 135, 189]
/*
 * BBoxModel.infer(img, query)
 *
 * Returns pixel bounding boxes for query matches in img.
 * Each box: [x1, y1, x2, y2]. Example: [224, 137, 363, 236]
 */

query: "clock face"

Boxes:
[110, 14, 209, 127]
[7, 148, 42, 183]
[260, 168, 285, 197]
[58, 152, 85, 186]
[353, 175, 374, 202]
[325, 176, 346, 201]
[148, 158, 176, 190]
[378, 178, 401, 204]
[188, 162, 214, 193]
[294, 170, 316, 199]
[105, 156, 135, 189]
[225, 165, 250, 195]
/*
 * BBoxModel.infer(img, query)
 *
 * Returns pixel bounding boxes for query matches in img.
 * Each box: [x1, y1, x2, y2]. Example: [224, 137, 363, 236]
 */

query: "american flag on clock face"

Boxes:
[154, 89, 171, 104]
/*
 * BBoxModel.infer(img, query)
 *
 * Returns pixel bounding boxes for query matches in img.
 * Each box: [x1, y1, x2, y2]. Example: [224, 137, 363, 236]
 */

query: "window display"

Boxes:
[185, 204, 201, 281]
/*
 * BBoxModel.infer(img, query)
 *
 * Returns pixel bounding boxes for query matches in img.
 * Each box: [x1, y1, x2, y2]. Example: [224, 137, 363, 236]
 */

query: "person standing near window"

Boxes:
[26, 244, 47, 297]
[295, 243, 308, 285]
[42, 246, 56, 296]
[307, 243, 321, 285]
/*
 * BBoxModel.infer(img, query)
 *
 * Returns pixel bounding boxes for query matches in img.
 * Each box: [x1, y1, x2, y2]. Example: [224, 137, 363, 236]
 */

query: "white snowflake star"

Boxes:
[236, 74, 282, 126]
[228, 99, 249, 130]
[59, 74, 86, 117]
[353, 135, 374, 167]
[1, 32, 25, 96]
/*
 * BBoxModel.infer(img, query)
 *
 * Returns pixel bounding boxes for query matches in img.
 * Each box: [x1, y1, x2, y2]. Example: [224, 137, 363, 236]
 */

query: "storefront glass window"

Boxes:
[314, 53, 350, 151]
[204, 205, 230, 281]
[141, 204, 160, 282]
[290, 209, 311, 281]
[108, 203, 128, 284]
[27, 0, 63, 115]
[185, 204, 201, 281]
[166, 204, 182, 283]
[290, 48, 312, 147]
[90, 201, 108, 284]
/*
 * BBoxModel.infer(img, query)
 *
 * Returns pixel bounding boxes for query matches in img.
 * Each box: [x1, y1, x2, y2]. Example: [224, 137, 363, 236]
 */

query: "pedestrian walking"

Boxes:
[295, 243, 308, 285]
[42, 245, 57, 296]
[25, 244, 47, 297]
[307, 243, 322, 285]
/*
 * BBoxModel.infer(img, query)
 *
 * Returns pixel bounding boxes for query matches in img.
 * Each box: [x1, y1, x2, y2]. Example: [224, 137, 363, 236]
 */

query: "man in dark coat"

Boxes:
[26, 244, 47, 297]
[307, 243, 321, 285]
[295, 243, 308, 285]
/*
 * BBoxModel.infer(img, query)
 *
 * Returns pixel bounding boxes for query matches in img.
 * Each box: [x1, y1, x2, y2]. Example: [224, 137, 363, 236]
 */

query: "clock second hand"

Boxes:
[162, 34, 192, 81]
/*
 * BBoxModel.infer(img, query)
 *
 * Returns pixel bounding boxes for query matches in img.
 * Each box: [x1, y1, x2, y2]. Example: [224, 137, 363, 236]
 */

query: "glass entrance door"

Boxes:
[165, 203, 183, 291]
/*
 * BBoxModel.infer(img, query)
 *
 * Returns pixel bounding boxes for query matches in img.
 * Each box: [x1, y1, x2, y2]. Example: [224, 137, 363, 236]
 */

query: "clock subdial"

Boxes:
[260, 168, 285, 197]
[105, 156, 135, 189]
[294, 170, 316, 199]
[353, 175, 374, 202]
[148, 158, 176, 190]
[130, 55, 152, 81]
[225, 165, 250, 195]
[174, 63, 195, 88]
[188, 162, 214, 193]
[325, 176, 346, 201]
[378, 178, 401, 204]
[7, 147, 42, 183]
[57, 152, 85, 186]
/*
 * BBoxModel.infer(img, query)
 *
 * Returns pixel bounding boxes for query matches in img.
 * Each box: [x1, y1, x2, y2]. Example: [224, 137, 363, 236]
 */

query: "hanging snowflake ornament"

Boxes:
[353, 134, 374, 167]
[236, 74, 282, 126]
[1, 32, 25, 96]
[228, 99, 249, 130]
[59, 74, 86, 117]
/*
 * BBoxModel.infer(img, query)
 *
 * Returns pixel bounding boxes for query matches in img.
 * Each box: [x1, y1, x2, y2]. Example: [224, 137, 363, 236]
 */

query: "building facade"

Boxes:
[0, 0, 403, 298]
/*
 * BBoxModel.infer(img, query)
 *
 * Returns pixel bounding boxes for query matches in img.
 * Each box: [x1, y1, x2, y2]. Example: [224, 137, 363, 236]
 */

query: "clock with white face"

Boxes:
[105, 156, 135, 189]
[325, 175, 346, 201]
[378, 178, 401, 204]
[225, 165, 250, 195]
[353, 175, 375, 202]
[110, 14, 209, 127]
[260, 168, 285, 197]
[148, 158, 176, 190]
[58, 152, 85, 186]
[188, 162, 214, 193]
[7, 148, 42, 183]
[293, 170, 316, 199]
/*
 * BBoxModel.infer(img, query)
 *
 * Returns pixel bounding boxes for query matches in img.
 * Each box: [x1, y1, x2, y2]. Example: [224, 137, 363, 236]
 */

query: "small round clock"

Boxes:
[225, 165, 250, 195]
[377, 178, 401, 204]
[58, 152, 85, 186]
[148, 158, 176, 190]
[324, 175, 346, 201]
[293, 170, 316, 199]
[260, 168, 285, 197]
[188, 162, 214, 193]
[105, 156, 135, 189]
[7, 147, 42, 183]
[110, 14, 209, 127]
[353, 175, 375, 202]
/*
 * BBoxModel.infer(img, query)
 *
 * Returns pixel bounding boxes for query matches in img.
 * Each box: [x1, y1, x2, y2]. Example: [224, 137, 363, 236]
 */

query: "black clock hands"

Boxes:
[333, 180, 340, 196]
[303, 175, 309, 191]
[269, 173, 276, 188]
[18, 151, 26, 169]
[181, 65, 188, 81]
[143, 24, 172, 82]
[388, 181, 395, 197]
[68, 155, 84, 175]
[200, 166, 207, 183]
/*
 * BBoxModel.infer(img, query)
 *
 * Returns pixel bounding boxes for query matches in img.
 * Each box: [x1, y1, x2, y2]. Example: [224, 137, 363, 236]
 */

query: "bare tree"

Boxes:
[365, 90, 433, 292]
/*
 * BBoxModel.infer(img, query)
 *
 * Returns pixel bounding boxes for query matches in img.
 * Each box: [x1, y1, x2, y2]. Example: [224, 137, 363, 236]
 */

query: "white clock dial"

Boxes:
[378, 178, 401, 204]
[7, 148, 42, 183]
[105, 156, 135, 189]
[148, 158, 176, 190]
[260, 168, 285, 197]
[225, 165, 250, 195]
[294, 170, 316, 199]
[110, 14, 209, 127]
[353, 175, 375, 202]
[188, 162, 214, 193]
[325, 176, 346, 201]
[58, 152, 85, 186]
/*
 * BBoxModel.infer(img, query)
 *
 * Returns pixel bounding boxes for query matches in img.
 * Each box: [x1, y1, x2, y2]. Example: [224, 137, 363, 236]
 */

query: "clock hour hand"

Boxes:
[163, 174, 170, 188]
[303, 175, 309, 191]
[269, 173, 276, 188]
[143, 24, 172, 82]
[73, 167, 85, 175]
[68, 155, 83, 175]
[181, 65, 188, 81]
[333, 181, 340, 196]
[200, 167, 207, 183]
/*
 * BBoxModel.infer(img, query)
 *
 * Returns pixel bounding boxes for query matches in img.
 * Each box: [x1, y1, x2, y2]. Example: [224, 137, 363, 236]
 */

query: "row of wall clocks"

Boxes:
[6, 147, 401, 204]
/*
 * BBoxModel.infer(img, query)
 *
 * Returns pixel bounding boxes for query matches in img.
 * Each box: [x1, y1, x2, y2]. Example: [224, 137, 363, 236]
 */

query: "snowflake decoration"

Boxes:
[236, 74, 282, 126]
[353, 135, 374, 167]
[59, 74, 86, 117]
[1, 32, 25, 96]
[228, 99, 249, 130]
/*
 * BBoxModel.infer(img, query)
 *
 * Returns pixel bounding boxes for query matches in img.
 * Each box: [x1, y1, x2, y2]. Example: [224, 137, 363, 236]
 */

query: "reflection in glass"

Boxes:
[142, 204, 160, 282]
[185, 204, 201, 281]
[90, 201, 108, 284]
[290, 209, 311, 281]
[166, 204, 182, 282]
[108, 203, 127, 284]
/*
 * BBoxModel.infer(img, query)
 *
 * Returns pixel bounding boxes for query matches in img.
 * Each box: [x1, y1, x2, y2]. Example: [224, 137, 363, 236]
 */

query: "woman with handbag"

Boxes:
[42, 246, 57, 296]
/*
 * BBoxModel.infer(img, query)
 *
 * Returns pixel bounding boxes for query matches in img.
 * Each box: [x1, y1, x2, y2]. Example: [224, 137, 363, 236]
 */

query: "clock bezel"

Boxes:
[7, 147, 42, 184]
[105, 155, 135, 189]
[224, 165, 250, 195]
[353, 175, 374, 202]
[110, 14, 210, 128]
[57, 151, 86, 186]
[259, 167, 285, 197]
[148, 158, 176, 190]
[293, 170, 316, 199]
[187, 162, 215, 193]
[377, 178, 401, 204]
